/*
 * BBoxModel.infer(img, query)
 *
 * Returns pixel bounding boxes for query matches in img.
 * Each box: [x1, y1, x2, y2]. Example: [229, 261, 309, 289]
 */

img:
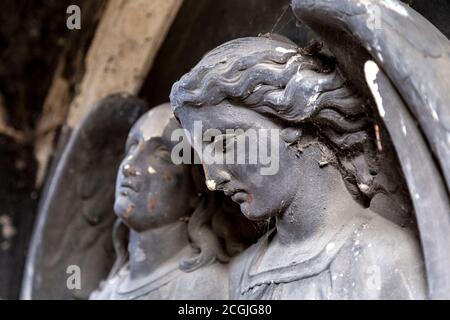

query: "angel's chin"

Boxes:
[240, 202, 253, 219]
[240, 202, 270, 221]
[113, 197, 134, 218]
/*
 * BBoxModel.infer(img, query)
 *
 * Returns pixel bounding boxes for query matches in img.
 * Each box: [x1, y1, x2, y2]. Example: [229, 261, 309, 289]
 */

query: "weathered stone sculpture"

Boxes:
[170, 36, 426, 299]
[90, 103, 265, 299]
[22, 0, 450, 300]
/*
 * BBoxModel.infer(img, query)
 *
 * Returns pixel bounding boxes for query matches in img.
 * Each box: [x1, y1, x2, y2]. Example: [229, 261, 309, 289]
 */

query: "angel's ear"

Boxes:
[280, 127, 302, 145]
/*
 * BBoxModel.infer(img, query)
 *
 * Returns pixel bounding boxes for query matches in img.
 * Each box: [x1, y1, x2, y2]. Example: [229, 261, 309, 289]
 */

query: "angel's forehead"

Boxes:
[131, 104, 174, 141]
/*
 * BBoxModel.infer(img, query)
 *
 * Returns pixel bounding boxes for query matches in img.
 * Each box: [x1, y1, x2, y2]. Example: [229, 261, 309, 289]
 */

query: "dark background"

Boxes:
[1, 0, 449, 299]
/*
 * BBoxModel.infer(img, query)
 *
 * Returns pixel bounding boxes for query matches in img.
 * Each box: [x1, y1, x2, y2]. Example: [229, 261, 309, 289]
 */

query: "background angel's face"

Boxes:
[114, 107, 194, 232]
[176, 102, 301, 221]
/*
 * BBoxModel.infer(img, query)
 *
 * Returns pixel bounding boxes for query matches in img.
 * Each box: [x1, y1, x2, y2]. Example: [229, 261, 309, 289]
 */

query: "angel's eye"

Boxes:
[224, 136, 236, 153]
[212, 135, 224, 153]
[214, 134, 236, 154]
[154, 145, 171, 161]
[125, 140, 138, 154]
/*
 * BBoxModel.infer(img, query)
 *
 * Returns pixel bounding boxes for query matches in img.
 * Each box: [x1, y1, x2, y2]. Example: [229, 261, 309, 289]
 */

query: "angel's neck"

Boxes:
[128, 221, 189, 279]
[276, 163, 360, 247]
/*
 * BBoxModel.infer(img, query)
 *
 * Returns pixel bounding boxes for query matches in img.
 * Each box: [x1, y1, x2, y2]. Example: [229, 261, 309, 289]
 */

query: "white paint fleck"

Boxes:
[377, 52, 384, 63]
[307, 93, 320, 106]
[206, 179, 217, 191]
[275, 47, 297, 54]
[147, 166, 156, 175]
[286, 54, 301, 68]
[364, 60, 385, 118]
[400, 118, 407, 136]
[381, 0, 409, 17]
[402, 125, 407, 136]
[326, 242, 335, 252]
[253, 84, 262, 92]
[135, 247, 146, 262]
[431, 109, 439, 121]
[358, 183, 370, 192]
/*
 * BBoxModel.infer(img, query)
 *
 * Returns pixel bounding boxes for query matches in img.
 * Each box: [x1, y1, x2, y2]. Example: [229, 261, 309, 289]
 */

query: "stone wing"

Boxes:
[292, 0, 450, 299]
[21, 94, 147, 299]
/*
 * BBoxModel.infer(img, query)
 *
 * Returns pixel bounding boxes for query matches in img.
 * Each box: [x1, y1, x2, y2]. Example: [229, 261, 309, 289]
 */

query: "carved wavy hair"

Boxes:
[178, 165, 231, 272]
[170, 36, 380, 205]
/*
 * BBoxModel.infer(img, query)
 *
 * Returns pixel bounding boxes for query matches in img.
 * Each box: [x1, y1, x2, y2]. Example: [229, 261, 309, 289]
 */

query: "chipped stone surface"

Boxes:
[206, 179, 217, 191]
[147, 166, 157, 175]
[364, 60, 385, 118]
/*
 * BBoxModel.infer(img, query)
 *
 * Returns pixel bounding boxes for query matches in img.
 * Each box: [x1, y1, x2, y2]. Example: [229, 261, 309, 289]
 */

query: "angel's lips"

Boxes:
[231, 192, 248, 204]
[119, 182, 138, 193]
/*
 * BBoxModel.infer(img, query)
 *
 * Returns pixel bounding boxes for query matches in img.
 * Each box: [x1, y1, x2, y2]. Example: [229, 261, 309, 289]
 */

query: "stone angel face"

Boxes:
[114, 105, 194, 232]
[173, 101, 300, 221]
[171, 36, 378, 221]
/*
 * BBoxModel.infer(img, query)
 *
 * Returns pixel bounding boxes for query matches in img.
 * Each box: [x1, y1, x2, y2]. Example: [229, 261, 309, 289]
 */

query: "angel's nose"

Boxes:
[122, 163, 139, 177]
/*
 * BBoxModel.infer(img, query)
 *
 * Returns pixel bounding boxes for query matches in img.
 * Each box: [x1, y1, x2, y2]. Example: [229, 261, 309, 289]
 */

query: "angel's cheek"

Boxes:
[145, 183, 174, 218]
[147, 194, 159, 216]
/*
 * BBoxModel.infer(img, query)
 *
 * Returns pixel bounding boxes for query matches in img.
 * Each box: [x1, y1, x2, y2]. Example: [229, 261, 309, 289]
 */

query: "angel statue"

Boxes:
[22, 95, 261, 299]
[170, 0, 450, 300]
